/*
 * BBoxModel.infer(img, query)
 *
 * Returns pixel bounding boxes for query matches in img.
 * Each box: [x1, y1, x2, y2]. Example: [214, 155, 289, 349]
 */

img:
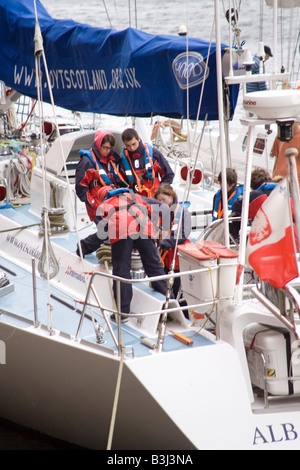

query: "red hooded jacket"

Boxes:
[75, 130, 124, 221]
[98, 190, 158, 244]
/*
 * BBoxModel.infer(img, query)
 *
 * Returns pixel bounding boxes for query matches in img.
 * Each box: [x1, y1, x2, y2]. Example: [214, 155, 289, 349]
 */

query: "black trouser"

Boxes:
[111, 237, 168, 314]
[77, 216, 108, 256]
[78, 232, 101, 255]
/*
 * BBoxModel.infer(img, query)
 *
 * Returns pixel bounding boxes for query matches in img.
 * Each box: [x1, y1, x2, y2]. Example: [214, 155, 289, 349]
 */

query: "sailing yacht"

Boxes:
[0, 0, 300, 451]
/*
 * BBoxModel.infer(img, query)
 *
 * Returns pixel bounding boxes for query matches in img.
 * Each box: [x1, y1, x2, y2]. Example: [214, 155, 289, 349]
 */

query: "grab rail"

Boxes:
[75, 265, 220, 355]
[252, 285, 300, 342]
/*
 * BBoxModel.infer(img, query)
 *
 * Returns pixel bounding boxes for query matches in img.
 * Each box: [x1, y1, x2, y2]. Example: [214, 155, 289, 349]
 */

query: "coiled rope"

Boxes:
[43, 208, 69, 235]
[96, 244, 112, 265]
[4, 154, 32, 204]
[38, 207, 59, 280]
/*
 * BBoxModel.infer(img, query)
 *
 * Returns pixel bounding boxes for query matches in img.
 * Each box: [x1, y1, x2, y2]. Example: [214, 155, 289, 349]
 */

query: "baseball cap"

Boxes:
[264, 45, 273, 57]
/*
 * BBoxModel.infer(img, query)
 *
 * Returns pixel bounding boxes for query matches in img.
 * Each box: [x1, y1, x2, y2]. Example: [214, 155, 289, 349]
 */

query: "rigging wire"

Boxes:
[164, 0, 192, 298]
[287, 5, 300, 83]
[168, 0, 230, 277]
[127, 0, 138, 29]
[167, 2, 216, 293]
[156, 0, 192, 350]
[173, 0, 246, 267]
[101, 0, 113, 28]
[185, 0, 189, 133]
[113, 0, 120, 30]
[259, 0, 264, 43]
[292, 30, 300, 84]
[32, 0, 92, 331]
[33, 0, 55, 333]
[277, 3, 300, 84]
[134, 0, 138, 29]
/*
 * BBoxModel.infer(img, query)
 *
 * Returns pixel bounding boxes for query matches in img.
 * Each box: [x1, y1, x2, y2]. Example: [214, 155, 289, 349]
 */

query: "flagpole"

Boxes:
[285, 147, 300, 251]
[236, 121, 255, 304]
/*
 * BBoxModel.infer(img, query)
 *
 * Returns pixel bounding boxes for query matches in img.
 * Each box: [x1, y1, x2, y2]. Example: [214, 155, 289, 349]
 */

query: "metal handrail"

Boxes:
[252, 286, 300, 342]
[75, 264, 220, 354]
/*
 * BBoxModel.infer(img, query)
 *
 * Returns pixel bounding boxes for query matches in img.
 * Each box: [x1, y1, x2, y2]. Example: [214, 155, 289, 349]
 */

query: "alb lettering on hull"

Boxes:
[253, 423, 298, 446]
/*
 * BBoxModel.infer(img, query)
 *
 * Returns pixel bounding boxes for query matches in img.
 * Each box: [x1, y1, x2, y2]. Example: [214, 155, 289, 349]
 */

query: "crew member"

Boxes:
[75, 130, 127, 256]
[230, 167, 277, 242]
[120, 128, 174, 198]
[212, 168, 243, 221]
[246, 45, 273, 93]
[96, 186, 169, 320]
[154, 183, 191, 299]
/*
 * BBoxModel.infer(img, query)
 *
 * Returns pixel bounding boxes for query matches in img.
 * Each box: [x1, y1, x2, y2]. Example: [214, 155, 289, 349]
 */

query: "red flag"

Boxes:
[246, 178, 298, 289]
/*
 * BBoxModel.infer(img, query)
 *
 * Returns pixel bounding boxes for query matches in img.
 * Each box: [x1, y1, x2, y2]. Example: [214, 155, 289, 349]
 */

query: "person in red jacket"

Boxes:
[96, 186, 169, 321]
[75, 130, 127, 256]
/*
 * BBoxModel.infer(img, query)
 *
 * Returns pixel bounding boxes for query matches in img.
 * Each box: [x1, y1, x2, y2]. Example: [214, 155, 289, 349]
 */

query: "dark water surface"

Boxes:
[0, 417, 85, 450]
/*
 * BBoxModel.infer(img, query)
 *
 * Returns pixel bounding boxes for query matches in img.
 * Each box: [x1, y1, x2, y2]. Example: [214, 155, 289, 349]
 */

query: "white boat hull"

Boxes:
[1, 311, 300, 450]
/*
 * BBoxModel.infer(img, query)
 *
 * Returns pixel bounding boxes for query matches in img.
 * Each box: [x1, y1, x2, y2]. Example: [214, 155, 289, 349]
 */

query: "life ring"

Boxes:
[0, 183, 6, 202]
[180, 165, 202, 185]
[151, 119, 187, 141]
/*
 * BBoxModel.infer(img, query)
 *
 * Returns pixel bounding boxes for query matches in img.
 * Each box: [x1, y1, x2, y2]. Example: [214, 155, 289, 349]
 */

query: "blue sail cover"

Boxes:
[0, 0, 239, 120]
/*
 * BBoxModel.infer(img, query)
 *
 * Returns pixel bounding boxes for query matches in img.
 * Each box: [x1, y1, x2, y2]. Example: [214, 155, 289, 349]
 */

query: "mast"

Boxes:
[286, 147, 300, 251]
[235, 0, 279, 302]
[214, 0, 230, 249]
[272, 0, 278, 84]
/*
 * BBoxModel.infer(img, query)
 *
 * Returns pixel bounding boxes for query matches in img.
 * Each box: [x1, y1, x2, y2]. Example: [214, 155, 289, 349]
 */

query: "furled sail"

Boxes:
[0, 0, 239, 120]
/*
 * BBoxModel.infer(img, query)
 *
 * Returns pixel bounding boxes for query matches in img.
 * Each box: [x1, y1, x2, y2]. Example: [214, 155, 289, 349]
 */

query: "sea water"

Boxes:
[41, 0, 300, 78]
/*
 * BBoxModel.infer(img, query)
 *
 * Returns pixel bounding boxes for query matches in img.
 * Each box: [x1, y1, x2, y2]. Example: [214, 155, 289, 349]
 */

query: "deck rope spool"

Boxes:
[96, 244, 112, 265]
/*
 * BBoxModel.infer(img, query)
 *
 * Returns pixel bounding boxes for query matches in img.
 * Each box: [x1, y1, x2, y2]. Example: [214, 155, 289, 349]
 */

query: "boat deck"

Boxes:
[0, 254, 215, 357]
[0, 204, 215, 359]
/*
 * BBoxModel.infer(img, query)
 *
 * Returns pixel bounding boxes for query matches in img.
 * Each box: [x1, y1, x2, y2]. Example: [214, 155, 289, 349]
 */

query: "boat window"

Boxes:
[253, 136, 266, 155]
[242, 133, 266, 155]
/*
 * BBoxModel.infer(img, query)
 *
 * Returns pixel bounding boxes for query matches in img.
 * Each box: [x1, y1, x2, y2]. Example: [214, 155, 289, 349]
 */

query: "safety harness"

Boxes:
[160, 201, 190, 269]
[212, 185, 244, 220]
[80, 149, 128, 188]
[121, 144, 160, 197]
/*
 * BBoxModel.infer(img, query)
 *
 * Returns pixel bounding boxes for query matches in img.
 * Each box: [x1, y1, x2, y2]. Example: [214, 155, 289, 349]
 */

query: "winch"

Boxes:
[131, 250, 145, 279]
[0, 271, 14, 297]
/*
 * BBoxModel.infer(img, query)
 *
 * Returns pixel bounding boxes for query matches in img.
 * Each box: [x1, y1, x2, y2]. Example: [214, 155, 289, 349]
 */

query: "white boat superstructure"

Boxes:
[153, 113, 278, 185]
[152, 0, 300, 188]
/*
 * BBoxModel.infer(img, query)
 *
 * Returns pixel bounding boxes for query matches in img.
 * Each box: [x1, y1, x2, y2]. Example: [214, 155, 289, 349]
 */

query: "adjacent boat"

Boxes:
[152, 0, 300, 185]
[0, 0, 300, 451]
